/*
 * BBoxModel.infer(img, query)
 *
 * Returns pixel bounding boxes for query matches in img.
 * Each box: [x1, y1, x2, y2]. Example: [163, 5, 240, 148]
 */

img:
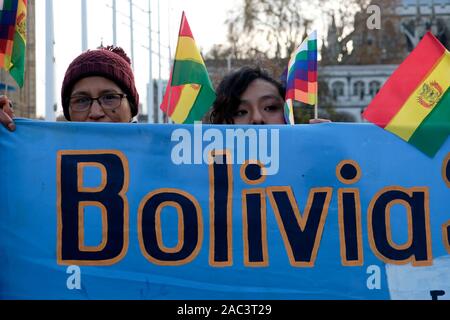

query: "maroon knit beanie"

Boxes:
[61, 46, 139, 120]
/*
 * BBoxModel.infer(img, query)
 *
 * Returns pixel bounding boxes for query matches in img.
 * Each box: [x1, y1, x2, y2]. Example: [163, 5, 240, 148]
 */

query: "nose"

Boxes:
[250, 109, 265, 125]
[87, 100, 106, 121]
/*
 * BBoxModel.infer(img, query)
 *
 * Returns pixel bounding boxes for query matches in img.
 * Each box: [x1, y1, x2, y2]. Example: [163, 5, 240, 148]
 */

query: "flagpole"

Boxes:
[147, 0, 154, 123]
[45, 0, 56, 121]
[157, 0, 163, 123]
[165, 0, 172, 124]
[112, 0, 117, 46]
[164, 12, 183, 125]
[315, 31, 318, 120]
[81, 0, 88, 51]
[1, 71, 6, 96]
[129, 0, 135, 69]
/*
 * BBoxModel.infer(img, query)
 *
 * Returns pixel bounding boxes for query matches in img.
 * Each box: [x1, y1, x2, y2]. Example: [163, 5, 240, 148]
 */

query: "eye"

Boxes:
[233, 109, 248, 117]
[71, 96, 91, 104]
[264, 105, 282, 112]
[100, 94, 122, 107]
[102, 94, 120, 101]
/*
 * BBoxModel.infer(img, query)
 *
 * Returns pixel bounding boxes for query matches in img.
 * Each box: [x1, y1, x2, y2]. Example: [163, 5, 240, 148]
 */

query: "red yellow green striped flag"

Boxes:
[0, 0, 27, 88]
[160, 12, 216, 124]
[363, 32, 450, 157]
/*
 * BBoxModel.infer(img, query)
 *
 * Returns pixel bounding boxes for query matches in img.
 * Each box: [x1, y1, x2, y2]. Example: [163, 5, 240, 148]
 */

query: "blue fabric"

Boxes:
[0, 119, 448, 300]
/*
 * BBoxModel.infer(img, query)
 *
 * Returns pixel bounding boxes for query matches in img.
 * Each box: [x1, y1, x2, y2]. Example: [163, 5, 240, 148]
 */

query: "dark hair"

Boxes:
[210, 66, 286, 124]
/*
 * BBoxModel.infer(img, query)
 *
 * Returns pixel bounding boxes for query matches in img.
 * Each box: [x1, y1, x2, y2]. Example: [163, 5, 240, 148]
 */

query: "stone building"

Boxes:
[320, 0, 450, 121]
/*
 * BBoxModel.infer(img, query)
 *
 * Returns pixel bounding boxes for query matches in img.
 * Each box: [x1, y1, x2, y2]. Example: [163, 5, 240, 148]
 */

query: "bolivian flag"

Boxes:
[160, 12, 216, 124]
[363, 32, 450, 157]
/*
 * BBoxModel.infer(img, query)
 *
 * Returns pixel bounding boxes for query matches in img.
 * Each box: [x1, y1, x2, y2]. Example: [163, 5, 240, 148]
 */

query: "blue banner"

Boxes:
[0, 119, 449, 300]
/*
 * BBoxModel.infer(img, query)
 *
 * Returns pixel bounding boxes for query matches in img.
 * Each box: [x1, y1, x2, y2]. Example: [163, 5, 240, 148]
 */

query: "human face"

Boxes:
[69, 76, 132, 122]
[232, 79, 285, 125]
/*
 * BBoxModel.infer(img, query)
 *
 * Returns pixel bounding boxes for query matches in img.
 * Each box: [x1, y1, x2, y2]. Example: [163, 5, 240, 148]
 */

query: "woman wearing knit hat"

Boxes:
[0, 45, 139, 131]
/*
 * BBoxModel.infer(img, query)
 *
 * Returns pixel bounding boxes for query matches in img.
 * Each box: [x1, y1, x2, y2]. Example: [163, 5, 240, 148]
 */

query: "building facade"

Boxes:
[320, 0, 450, 121]
[320, 65, 397, 121]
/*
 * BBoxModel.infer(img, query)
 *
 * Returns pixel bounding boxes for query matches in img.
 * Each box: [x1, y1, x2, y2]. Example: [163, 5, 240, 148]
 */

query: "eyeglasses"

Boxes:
[69, 93, 127, 112]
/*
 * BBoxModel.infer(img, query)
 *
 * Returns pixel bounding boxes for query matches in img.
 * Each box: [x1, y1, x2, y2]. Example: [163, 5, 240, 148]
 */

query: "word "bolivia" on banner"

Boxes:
[56, 150, 450, 267]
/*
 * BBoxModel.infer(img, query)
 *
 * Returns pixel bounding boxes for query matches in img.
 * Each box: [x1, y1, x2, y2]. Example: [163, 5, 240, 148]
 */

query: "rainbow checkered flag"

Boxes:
[0, 0, 27, 88]
[284, 31, 318, 124]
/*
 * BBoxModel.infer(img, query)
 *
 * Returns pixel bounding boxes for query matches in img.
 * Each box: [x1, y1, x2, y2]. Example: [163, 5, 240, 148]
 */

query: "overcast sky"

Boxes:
[35, 0, 239, 118]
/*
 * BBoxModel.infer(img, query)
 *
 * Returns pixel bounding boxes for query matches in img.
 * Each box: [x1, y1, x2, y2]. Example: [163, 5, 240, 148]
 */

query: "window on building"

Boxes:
[353, 81, 365, 100]
[332, 81, 345, 100]
[369, 81, 381, 97]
